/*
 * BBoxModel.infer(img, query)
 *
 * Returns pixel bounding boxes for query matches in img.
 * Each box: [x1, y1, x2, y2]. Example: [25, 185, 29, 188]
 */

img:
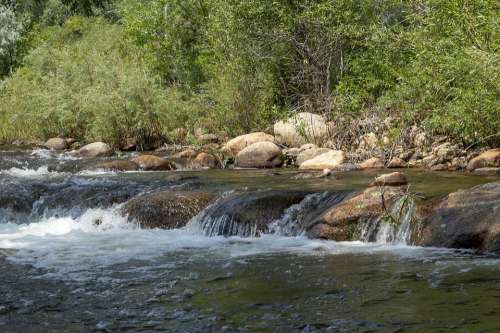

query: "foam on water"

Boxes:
[0, 166, 65, 178]
[0, 204, 461, 281]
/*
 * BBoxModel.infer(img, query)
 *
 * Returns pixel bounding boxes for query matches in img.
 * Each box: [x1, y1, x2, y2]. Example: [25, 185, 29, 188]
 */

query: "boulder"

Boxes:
[189, 152, 219, 169]
[223, 132, 275, 155]
[387, 157, 408, 168]
[472, 168, 500, 176]
[122, 191, 216, 229]
[292, 169, 332, 180]
[131, 155, 176, 171]
[198, 133, 219, 144]
[297, 148, 332, 166]
[306, 186, 406, 240]
[173, 149, 198, 159]
[467, 149, 500, 171]
[360, 157, 385, 169]
[370, 172, 408, 187]
[74, 142, 113, 158]
[299, 150, 345, 170]
[274, 112, 329, 147]
[418, 181, 500, 253]
[92, 160, 139, 172]
[235, 142, 284, 168]
[192, 190, 312, 237]
[44, 138, 68, 150]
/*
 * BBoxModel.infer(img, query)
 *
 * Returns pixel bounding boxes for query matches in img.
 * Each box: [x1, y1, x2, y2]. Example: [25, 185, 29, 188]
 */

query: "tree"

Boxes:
[0, 4, 22, 77]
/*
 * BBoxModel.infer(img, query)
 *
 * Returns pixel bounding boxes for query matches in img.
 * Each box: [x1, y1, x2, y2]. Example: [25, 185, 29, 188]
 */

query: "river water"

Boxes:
[1, 148, 500, 333]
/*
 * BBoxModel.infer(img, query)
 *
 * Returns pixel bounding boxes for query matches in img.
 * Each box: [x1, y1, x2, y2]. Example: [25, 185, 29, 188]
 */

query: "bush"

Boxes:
[0, 17, 172, 146]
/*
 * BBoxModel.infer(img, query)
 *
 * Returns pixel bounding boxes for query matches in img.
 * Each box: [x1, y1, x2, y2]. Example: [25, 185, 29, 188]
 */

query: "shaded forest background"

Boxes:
[0, 0, 498, 148]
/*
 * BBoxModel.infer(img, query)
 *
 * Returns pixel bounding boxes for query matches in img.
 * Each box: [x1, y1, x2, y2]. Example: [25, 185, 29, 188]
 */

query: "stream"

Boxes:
[1, 148, 500, 333]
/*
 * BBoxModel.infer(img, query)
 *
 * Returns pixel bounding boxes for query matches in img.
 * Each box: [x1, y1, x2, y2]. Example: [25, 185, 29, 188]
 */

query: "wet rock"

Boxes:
[223, 132, 275, 155]
[122, 191, 216, 229]
[283, 147, 301, 166]
[472, 168, 500, 176]
[92, 160, 139, 171]
[387, 157, 408, 168]
[430, 163, 449, 171]
[74, 142, 113, 158]
[173, 149, 198, 159]
[297, 148, 332, 167]
[274, 112, 329, 147]
[292, 169, 332, 180]
[370, 172, 408, 187]
[193, 190, 312, 236]
[467, 149, 500, 171]
[131, 155, 176, 171]
[418, 181, 500, 252]
[306, 186, 406, 240]
[360, 157, 385, 169]
[235, 142, 284, 168]
[299, 150, 345, 170]
[189, 152, 220, 169]
[44, 138, 68, 150]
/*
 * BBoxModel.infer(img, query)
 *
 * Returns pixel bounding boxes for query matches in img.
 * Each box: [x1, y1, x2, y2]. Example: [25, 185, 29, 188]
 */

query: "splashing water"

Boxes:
[357, 194, 417, 244]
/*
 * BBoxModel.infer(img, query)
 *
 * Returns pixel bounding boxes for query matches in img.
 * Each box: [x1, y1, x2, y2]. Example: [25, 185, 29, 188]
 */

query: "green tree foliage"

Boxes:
[0, 0, 498, 146]
[0, 18, 175, 146]
[0, 4, 22, 77]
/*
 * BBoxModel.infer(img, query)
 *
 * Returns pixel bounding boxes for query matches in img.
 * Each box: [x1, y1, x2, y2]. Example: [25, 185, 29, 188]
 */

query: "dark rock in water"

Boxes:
[92, 160, 139, 171]
[306, 186, 406, 240]
[192, 190, 313, 237]
[418, 181, 500, 253]
[122, 191, 216, 229]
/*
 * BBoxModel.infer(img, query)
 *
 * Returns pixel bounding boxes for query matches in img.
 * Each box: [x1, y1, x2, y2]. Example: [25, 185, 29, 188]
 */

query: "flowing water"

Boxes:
[1, 148, 500, 333]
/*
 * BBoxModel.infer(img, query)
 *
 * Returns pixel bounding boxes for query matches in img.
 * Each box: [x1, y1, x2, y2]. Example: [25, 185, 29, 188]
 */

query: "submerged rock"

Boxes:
[418, 181, 500, 253]
[131, 155, 176, 171]
[235, 142, 284, 168]
[223, 132, 275, 155]
[191, 190, 312, 237]
[370, 172, 408, 187]
[472, 167, 500, 176]
[122, 191, 216, 229]
[306, 186, 406, 240]
[74, 142, 113, 158]
[92, 160, 139, 172]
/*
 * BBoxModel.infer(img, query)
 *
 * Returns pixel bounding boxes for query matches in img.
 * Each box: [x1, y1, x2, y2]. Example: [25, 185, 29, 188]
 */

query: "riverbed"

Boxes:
[1, 148, 499, 333]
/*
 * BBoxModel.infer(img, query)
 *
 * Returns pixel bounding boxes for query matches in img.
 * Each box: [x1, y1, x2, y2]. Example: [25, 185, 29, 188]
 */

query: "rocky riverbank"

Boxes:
[4, 112, 499, 176]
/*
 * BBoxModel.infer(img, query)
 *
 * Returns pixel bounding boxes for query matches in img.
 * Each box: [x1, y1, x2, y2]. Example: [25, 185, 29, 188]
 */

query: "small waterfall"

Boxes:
[269, 192, 349, 236]
[357, 194, 417, 245]
[187, 190, 350, 238]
